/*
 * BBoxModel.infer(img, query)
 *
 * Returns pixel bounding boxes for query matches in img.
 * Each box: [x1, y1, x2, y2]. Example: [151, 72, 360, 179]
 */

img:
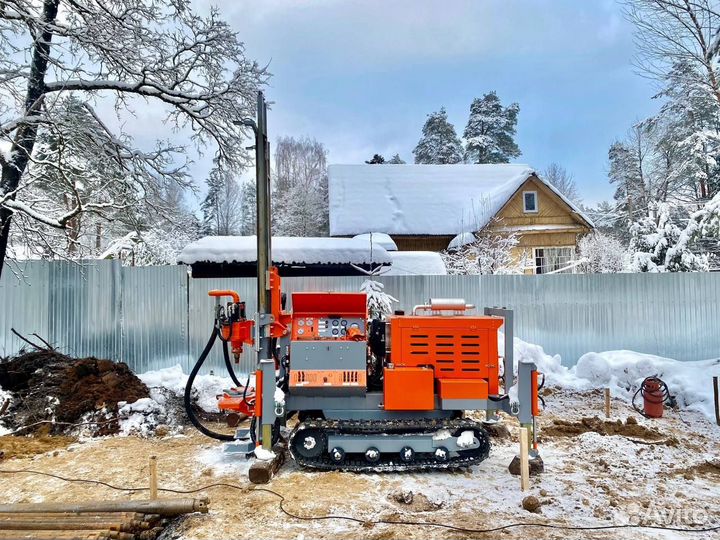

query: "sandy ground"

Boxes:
[0, 389, 718, 540]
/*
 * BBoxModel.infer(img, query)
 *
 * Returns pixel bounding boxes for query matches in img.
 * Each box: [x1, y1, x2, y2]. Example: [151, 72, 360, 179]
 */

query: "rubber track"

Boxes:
[289, 417, 491, 472]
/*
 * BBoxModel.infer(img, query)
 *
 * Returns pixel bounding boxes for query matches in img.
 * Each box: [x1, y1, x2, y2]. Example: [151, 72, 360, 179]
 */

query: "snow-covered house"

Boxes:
[328, 164, 594, 274]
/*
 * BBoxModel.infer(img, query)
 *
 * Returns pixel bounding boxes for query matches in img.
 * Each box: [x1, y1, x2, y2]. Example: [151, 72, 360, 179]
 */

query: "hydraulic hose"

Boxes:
[184, 326, 235, 442]
[221, 339, 243, 387]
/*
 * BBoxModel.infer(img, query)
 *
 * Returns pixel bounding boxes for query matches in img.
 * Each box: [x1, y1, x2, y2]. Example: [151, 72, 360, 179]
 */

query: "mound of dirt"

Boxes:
[544, 416, 674, 444]
[0, 348, 149, 436]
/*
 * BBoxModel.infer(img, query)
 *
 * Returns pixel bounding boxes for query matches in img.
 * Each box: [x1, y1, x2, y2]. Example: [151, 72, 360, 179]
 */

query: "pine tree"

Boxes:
[365, 154, 385, 164]
[387, 153, 406, 164]
[627, 203, 708, 272]
[463, 92, 521, 164]
[412, 108, 463, 164]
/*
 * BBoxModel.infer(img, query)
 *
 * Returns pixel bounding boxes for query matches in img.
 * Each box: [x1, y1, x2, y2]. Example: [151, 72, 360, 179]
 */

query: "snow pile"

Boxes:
[447, 232, 475, 250]
[456, 430, 475, 448]
[575, 351, 720, 418]
[117, 397, 166, 437]
[137, 364, 236, 413]
[352, 232, 398, 251]
[385, 251, 447, 276]
[512, 335, 720, 419]
[177, 235, 392, 266]
[115, 365, 240, 436]
[253, 446, 276, 460]
[0, 385, 11, 435]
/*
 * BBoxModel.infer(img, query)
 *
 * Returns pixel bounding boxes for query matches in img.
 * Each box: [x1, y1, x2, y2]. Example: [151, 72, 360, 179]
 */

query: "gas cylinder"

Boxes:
[642, 377, 665, 418]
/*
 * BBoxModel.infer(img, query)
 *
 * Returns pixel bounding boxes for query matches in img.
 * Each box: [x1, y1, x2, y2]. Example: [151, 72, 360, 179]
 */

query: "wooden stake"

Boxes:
[519, 427, 530, 491]
[149, 456, 158, 500]
[713, 376, 720, 426]
[604, 388, 611, 418]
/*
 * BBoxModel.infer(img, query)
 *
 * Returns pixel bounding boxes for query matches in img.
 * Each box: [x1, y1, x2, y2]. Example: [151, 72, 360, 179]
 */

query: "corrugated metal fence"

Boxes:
[2, 260, 719, 374]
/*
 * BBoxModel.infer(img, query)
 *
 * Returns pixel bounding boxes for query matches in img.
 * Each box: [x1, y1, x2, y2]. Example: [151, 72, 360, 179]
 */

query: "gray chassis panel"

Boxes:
[326, 433, 479, 453]
[290, 341, 366, 370]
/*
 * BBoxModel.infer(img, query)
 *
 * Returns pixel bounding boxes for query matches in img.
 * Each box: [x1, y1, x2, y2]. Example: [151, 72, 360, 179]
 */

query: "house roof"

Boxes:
[328, 164, 593, 236]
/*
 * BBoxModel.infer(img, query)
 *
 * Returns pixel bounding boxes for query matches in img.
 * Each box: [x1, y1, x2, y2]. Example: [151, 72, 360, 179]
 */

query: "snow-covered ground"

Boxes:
[513, 337, 720, 420]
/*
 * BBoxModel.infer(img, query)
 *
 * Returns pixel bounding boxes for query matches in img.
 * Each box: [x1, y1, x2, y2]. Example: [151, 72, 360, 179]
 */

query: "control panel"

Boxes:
[293, 317, 364, 340]
[290, 292, 368, 342]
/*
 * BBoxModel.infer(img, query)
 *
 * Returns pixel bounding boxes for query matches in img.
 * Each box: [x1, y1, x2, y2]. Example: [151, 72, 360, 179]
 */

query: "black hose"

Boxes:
[222, 339, 243, 387]
[184, 326, 235, 442]
[632, 376, 673, 418]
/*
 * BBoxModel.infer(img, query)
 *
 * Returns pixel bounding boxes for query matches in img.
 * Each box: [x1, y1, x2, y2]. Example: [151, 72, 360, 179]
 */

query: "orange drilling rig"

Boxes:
[184, 92, 541, 473]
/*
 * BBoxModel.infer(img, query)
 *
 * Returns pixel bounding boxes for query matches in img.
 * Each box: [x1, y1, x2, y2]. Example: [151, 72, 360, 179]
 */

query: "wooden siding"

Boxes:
[393, 235, 454, 252]
[492, 176, 586, 227]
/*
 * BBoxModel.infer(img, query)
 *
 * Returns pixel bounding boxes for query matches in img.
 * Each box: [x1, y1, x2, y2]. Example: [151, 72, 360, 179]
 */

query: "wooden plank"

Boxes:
[519, 427, 530, 491]
[149, 456, 158, 500]
[605, 388, 611, 418]
[248, 445, 285, 484]
[714, 376, 720, 426]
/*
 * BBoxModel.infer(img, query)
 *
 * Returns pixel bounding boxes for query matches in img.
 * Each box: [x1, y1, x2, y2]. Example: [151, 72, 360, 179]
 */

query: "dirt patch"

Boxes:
[0, 435, 75, 459]
[388, 489, 444, 512]
[543, 416, 675, 444]
[672, 460, 720, 479]
[0, 348, 149, 436]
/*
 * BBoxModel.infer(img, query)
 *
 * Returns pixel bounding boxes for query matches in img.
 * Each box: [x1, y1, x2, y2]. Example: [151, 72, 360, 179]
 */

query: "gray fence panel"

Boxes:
[0, 261, 50, 356]
[120, 265, 189, 373]
[46, 261, 121, 360]
[2, 262, 720, 372]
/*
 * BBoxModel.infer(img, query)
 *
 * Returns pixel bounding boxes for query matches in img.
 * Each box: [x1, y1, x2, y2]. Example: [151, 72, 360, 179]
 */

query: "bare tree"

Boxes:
[272, 136, 329, 236]
[0, 0, 267, 275]
[622, 0, 720, 104]
[542, 163, 581, 204]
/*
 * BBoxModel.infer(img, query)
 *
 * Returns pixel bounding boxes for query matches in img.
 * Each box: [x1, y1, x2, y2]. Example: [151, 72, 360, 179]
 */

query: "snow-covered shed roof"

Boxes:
[328, 164, 592, 236]
[384, 251, 447, 276]
[352, 232, 398, 251]
[177, 236, 392, 266]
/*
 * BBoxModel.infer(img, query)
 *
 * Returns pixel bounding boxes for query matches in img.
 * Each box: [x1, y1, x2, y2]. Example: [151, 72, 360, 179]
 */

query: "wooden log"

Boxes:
[0, 532, 104, 540]
[148, 456, 158, 501]
[248, 445, 285, 484]
[0, 514, 139, 522]
[519, 427, 530, 492]
[0, 499, 209, 516]
[0, 521, 125, 531]
[604, 388, 611, 418]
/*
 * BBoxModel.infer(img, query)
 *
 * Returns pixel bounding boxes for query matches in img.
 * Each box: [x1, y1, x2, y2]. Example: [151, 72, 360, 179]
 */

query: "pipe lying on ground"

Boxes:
[0, 499, 209, 516]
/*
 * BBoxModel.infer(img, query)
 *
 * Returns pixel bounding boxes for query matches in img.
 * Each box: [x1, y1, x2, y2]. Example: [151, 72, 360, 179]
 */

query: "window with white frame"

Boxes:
[523, 191, 538, 213]
[534, 247, 574, 274]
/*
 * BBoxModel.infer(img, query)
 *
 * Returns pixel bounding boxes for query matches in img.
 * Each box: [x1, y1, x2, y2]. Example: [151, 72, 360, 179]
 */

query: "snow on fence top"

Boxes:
[177, 235, 392, 266]
[384, 251, 447, 276]
[328, 164, 593, 236]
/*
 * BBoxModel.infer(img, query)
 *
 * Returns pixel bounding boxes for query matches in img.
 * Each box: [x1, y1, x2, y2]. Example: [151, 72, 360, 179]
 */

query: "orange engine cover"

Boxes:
[383, 367, 434, 410]
[437, 379, 488, 400]
[389, 315, 502, 394]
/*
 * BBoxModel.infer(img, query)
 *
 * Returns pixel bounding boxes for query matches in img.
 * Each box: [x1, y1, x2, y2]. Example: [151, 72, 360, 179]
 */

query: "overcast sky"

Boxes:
[191, 0, 660, 206]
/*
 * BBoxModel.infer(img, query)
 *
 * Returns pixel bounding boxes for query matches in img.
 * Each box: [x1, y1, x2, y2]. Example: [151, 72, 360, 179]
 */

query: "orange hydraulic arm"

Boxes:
[208, 290, 254, 360]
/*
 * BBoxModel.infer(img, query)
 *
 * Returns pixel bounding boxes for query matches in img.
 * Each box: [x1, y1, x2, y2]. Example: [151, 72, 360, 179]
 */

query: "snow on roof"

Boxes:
[384, 251, 447, 276]
[352, 232, 398, 251]
[328, 164, 593, 236]
[447, 232, 476, 250]
[177, 236, 392, 266]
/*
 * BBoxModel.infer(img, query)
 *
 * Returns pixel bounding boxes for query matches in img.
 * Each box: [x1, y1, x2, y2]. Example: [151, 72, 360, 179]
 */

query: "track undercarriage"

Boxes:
[289, 417, 491, 472]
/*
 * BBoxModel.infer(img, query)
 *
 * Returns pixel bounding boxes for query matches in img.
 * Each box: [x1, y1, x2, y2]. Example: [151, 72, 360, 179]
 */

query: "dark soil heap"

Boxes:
[0, 348, 149, 436]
